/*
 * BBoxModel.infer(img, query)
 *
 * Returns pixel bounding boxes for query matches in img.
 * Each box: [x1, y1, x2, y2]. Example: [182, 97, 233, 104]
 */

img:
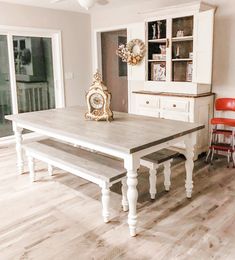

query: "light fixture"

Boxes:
[77, 0, 95, 10]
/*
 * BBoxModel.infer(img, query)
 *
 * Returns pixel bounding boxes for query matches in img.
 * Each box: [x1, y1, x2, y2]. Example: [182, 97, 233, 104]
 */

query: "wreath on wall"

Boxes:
[116, 39, 146, 66]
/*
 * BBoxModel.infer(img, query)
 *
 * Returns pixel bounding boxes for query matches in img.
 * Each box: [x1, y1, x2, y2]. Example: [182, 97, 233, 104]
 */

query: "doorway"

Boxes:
[101, 30, 128, 113]
[0, 27, 64, 140]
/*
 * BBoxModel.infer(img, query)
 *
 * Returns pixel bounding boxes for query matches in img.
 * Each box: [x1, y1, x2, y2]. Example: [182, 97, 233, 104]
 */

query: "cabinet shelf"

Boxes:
[148, 38, 167, 43]
[172, 58, 193, 62]
[172, 36, 193, 42]
[148, 60, 166, 62]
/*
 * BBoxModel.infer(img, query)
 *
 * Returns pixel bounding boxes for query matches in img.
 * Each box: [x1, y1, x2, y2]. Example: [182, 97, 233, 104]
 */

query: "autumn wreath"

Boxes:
[116, 39, 146, 66]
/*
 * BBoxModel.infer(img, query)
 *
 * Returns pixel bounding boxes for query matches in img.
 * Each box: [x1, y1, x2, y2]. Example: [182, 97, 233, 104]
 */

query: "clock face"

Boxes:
[89, 93, 104, 110]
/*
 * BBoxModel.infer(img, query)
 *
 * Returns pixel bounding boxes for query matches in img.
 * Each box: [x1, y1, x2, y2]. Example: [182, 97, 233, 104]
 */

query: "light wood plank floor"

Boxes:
[0, 145, 235, 260]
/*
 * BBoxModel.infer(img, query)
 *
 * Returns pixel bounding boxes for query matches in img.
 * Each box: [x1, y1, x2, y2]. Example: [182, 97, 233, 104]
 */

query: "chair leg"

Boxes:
[205, 149, 211, 163]
[163, 160, 172, 191]
[121, 177, 128, 212]
[227, 151, 231, 168]
[48, 164, 53, 176]
[101, 184, 110, 223]
[28, 155, 36, 182]
[149, 164, 158, 200]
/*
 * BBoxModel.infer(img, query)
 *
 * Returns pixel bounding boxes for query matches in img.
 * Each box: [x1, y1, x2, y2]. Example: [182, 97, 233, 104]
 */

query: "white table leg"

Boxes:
[121, 177, 129, 212]
[13, 124, 24, 175]
[124, 156, 139, 237]
[184, 133, 196, 198]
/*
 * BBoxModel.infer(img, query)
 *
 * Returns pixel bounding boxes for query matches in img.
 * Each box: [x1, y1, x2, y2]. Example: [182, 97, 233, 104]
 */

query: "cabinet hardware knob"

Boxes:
[173, 104, 176, 107]
[166, 38, 170, 48]
[146, 101, 150, 104]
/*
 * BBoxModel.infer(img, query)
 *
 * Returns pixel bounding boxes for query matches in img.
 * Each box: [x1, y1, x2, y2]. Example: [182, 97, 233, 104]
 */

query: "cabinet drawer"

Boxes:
[136, 95, 159, 109]
[161, 111, 189, 122]
[162, 99, 189, 113]
[137, 108, 160, 118]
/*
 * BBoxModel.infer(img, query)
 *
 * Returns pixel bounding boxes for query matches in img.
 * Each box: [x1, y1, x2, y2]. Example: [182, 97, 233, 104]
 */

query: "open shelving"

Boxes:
[147, 15, 194, 83]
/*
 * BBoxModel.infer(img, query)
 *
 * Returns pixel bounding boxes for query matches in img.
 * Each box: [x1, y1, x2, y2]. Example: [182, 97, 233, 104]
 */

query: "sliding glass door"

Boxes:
[0, 35, 13, 138]
[0, 28, 64, 139]
[13, 36, 55, 114]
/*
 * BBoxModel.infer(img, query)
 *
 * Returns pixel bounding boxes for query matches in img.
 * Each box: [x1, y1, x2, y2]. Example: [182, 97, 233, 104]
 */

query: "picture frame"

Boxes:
[186, 62, 193, 82]
[151, 62, 166, 81]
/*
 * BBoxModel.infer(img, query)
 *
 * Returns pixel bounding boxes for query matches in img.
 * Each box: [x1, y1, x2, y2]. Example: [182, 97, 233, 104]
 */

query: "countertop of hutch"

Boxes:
[132, 91, 215, 99]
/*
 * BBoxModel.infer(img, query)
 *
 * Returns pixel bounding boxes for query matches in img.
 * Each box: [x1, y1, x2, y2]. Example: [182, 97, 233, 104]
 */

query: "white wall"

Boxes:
[0, 1, 92, 106]
[91, 0, 235, 99]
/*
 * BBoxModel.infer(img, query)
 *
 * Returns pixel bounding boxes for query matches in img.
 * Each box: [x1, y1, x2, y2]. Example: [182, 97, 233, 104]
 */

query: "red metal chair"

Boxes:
[206, 98, 235, 167]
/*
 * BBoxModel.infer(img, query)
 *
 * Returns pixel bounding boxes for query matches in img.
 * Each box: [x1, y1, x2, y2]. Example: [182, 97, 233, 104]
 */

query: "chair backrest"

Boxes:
[215, 98, 235, 112]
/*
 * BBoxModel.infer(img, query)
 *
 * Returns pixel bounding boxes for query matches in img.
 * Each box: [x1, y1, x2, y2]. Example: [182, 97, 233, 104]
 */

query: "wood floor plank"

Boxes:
[0, 145, 235, 259]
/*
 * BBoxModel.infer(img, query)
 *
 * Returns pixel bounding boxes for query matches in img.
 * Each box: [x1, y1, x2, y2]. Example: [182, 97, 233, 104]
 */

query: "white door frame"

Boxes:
[93, 25, 129, 112]
[0, 25, 65, 111]
[0, 25, 65, 143]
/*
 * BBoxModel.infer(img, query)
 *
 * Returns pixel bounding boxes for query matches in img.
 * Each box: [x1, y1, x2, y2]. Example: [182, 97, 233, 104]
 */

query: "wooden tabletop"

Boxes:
[6, 106, 204, 154]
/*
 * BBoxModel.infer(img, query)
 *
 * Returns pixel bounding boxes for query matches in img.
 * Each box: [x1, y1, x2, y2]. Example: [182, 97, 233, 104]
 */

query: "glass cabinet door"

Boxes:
[146, 15, 194, 83]
[147, 19, 167, 82]
[171, 16, 194, 82]
[0, 35, 13, 138]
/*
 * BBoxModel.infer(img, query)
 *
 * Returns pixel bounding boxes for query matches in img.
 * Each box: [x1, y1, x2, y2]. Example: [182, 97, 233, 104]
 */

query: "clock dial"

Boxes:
[90, 93, 104, 109]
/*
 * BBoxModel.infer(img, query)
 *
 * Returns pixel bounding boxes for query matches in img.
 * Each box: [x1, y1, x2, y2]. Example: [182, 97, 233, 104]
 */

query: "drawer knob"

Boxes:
[173, 104, 176, 108]
[146, 101, 150, 104]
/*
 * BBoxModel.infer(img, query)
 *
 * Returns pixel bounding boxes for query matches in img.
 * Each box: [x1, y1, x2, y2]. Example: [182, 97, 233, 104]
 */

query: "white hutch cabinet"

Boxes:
[128, 2, 216, 159]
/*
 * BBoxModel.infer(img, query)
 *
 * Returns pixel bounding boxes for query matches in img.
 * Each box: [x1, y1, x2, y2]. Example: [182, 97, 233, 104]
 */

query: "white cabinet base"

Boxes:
[132, 91, 214, 160]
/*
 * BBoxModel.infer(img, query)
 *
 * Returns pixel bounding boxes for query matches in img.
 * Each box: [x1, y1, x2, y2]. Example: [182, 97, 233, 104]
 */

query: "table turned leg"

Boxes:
[13, 124, 24, 175]
[124, 156, 139, 237]
[184, 133, 196, 198]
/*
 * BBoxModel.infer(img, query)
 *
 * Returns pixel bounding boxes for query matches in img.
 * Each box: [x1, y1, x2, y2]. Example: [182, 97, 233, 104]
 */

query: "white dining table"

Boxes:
[6, 106, 204, 237]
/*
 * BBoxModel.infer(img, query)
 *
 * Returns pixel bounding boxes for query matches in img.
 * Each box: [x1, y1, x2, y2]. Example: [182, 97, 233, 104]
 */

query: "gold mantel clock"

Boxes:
[85, 72, 113, 122]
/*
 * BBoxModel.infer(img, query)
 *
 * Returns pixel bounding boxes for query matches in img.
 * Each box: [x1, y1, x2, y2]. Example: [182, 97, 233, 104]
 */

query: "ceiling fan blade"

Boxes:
[50, 0, 66, 4]
[97, 0, 109, 5]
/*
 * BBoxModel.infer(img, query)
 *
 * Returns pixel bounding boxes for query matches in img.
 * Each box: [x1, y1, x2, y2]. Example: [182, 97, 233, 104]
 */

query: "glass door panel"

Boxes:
[0, 35, 13, 138]
[147, 19, 167, 82]
[171, 16, 194, 82]
[13, 36, 55, 113]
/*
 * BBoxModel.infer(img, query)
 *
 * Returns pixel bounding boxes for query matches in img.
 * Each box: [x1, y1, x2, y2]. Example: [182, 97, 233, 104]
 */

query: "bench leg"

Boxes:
[121, 177, 128, 212]
[101, 184, 110, 223]
[149, 164, 158, 200]
[163, 160, 172, 191]
[28, 155, 36, 182]
[48, 164, 53, 176]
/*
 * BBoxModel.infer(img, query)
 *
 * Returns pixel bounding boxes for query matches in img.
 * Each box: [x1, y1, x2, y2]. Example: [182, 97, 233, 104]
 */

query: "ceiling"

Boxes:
[0, 0, 156, 13]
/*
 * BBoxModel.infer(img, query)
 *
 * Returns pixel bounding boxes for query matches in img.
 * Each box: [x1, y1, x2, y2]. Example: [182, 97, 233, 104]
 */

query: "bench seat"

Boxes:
[23, 139, 128, 223]
[141, 149, 180, 199]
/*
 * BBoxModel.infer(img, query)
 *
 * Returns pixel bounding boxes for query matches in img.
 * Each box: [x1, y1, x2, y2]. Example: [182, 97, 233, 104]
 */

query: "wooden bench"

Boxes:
[141, 149, 180, 199]
[23, 139, 128, 223]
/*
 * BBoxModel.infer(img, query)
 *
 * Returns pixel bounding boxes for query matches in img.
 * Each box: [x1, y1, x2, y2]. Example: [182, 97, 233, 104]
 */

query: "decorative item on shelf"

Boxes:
[159, 45, 166, 55]
[85, 71, 113, 122]
[152, 54, 166, 61]
[189, 52, 193, 59]
[152, 24, 157, 39]
[186, 62, 193, 82]
[151, 62, 166, 81]
[176, 30, 184, 38]
[157, 21, 162, 39]
[116, 39, 146, 66]
[175, 45, 180, 59]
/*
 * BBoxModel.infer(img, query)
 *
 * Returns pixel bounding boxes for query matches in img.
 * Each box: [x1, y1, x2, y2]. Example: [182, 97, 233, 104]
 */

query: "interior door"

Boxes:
[101, 30, 128, 113]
